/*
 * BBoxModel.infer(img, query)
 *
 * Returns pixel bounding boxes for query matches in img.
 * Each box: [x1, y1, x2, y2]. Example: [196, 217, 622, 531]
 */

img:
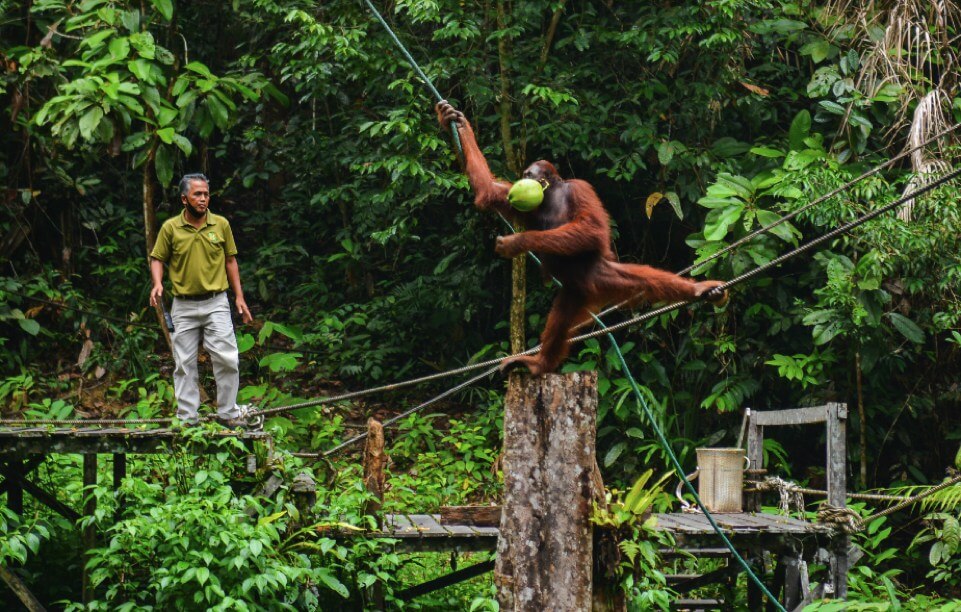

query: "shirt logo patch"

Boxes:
[207, 231, 220, 244]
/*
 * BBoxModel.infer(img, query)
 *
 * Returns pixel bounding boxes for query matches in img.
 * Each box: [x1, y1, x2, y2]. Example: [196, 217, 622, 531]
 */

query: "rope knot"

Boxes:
[817, 503, 864, 534]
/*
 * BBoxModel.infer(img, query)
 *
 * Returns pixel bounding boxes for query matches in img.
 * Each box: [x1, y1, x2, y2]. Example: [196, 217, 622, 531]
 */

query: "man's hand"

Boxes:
[149, 284, 163, 308]
[235, 297, 253, 324]
[435, 100, 465, 133]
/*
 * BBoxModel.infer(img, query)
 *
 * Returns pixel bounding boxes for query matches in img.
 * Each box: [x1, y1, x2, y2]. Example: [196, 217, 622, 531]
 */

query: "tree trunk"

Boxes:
[495, 0, 527, 355]
[495, 371, 598, 611]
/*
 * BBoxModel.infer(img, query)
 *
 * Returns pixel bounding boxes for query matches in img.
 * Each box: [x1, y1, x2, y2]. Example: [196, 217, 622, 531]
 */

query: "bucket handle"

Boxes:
[675, 468, 699, 512]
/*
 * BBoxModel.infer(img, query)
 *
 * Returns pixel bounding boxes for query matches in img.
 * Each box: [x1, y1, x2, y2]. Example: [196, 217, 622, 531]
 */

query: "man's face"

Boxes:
[182, 180, 210, 218]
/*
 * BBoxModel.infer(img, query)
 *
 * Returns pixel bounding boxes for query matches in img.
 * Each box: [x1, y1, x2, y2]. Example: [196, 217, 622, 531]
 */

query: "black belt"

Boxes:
[176, 291, 223, 301]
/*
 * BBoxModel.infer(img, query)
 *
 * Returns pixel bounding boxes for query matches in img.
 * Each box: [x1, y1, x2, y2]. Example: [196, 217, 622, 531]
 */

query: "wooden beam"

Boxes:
[0, 565, 46, 612]
[81, 454, 97, 605]
[495, 371, 597, 611]
[751, 406, 831, 426]
[0, 429, 270, 455]
[397, 560, 495, 601]
[440, 506, 501, 527]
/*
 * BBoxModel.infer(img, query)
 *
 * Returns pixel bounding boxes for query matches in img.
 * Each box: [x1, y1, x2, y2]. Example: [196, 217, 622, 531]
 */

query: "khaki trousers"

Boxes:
[170, 292, 241, 422]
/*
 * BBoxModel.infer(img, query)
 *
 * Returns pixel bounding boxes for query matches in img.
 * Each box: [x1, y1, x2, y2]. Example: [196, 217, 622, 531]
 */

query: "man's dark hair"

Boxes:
[179, 173, 209, 196]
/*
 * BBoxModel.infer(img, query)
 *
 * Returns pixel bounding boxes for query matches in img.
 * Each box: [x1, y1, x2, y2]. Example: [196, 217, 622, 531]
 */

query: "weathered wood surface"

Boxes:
[361, 418, 386, 524]
[654, 512, 833, 535]
[439, 505, 501, 527]
[495, 372, 598, 612]
[0, 427, 270, 455]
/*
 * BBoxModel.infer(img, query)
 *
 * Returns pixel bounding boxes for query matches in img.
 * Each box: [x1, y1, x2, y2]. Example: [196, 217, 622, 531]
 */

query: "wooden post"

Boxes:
[495, 371, 598, 611]
[362, 418, 386, 526]
[291, 472, 316, 528]
[6, 457, 24, 514]
[81, 454, 97, 605]
[826, 403, 848, 599]
[362, 418, 386, 611]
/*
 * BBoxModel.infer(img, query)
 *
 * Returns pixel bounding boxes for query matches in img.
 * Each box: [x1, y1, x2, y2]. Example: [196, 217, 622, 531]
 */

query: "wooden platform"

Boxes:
[374, 511, 832, 552]
[377, 513, 500, 551]
[0, 426, 271, 454]
[655, 511, 833, 535]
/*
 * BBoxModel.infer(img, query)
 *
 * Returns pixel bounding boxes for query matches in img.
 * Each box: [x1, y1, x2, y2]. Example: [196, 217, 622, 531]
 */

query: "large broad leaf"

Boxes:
[317, 569, 349, 599]
[704, 203, 744, 241]
[604, 441, 626, 467]
[150, 0, 174, 21]
[789, 110, 811, 151]
[154, 144, 174, 188]
[78, 107, 104, 140]
[18, 318, 40, 336]
[755, 209, 798, 243]
[888, 313, 924, 344]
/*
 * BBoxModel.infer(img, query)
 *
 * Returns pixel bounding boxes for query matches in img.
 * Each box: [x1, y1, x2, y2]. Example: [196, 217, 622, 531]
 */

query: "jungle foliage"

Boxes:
[2, 0, 961, 608]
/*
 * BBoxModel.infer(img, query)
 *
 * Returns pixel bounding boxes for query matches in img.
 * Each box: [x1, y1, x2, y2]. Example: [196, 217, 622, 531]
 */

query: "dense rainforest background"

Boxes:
[2, 0, 961, 609]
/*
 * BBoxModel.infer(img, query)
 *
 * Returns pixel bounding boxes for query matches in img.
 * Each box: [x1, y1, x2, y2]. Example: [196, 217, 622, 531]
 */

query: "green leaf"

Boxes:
[788, 111, 811, 151]
[196, 567, 210, 586]
[316, 569, 349, 598]
[156, 127, 175, 144]
[172, 134, 192, 156]
[664, 191, 683, 220]
[888, 313, 924, 344]
[18, 318, 40, 336]
[128, 59, 153, 81]
[185, 61, 215, 79]
[150, 0, 174, 21]
[819, 100, 846, 115]
[236, 333, 255, 353]
[78, 107, 104, 140]
[108, 37, 130, 59]
[704, 204, 744, 241]
[154, 144, 174, 188]
[750, 146, 784, 158]
[604, 441, 626, 467]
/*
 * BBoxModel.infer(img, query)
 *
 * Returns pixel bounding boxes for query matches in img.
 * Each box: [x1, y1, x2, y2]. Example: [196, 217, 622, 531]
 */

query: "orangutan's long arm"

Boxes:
[436, 101, 513, 217]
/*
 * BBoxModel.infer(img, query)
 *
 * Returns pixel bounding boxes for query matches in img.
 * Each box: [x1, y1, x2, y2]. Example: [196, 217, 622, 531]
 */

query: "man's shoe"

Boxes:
[215, 415, 249, 429]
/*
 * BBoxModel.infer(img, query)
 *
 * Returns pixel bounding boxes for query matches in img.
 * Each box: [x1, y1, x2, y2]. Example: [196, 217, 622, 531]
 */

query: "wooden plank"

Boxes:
[751, 407, 830, 426]
[0, 429, 270, 455]
[440, 505, 501, 527]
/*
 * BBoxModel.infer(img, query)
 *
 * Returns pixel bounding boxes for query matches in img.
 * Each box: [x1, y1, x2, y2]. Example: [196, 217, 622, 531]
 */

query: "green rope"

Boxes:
[360, 0, 462, 153]
[507, 221, 786, 610]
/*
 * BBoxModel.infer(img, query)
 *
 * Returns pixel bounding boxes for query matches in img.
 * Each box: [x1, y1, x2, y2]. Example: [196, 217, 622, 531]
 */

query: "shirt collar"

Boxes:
[179, 210, 217, 227]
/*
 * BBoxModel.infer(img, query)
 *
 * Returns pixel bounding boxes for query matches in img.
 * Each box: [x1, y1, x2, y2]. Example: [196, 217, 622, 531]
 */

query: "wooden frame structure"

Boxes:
[745, 402, 849, 606]
[0, 426, 270, 610]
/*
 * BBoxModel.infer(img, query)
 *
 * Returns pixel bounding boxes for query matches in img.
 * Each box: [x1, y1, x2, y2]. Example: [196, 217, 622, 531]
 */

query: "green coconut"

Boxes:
[508, 178, 544, 212]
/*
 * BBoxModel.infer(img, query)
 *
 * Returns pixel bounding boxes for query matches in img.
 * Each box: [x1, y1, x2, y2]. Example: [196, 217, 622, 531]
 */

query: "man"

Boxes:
[149, 173, 253, 427]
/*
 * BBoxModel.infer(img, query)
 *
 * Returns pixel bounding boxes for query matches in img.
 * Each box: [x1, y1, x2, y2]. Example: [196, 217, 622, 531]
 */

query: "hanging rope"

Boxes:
[358, 0, 461, 152]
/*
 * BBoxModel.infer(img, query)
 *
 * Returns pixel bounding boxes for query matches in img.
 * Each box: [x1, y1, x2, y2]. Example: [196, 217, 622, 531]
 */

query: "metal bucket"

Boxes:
[694, 447, 749, 513]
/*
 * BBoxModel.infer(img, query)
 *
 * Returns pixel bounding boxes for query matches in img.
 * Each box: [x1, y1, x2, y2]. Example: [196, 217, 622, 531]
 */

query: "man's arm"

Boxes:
[225, 256, 253, 324]
[149, 258, 165, 307]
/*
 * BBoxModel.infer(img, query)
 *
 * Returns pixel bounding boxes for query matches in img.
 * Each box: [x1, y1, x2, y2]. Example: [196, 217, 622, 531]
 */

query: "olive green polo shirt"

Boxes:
[150, 210, 238, 297]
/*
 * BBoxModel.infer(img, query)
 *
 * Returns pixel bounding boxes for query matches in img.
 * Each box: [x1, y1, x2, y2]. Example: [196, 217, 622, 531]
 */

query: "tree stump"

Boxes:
[495, 371, 598, 611]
